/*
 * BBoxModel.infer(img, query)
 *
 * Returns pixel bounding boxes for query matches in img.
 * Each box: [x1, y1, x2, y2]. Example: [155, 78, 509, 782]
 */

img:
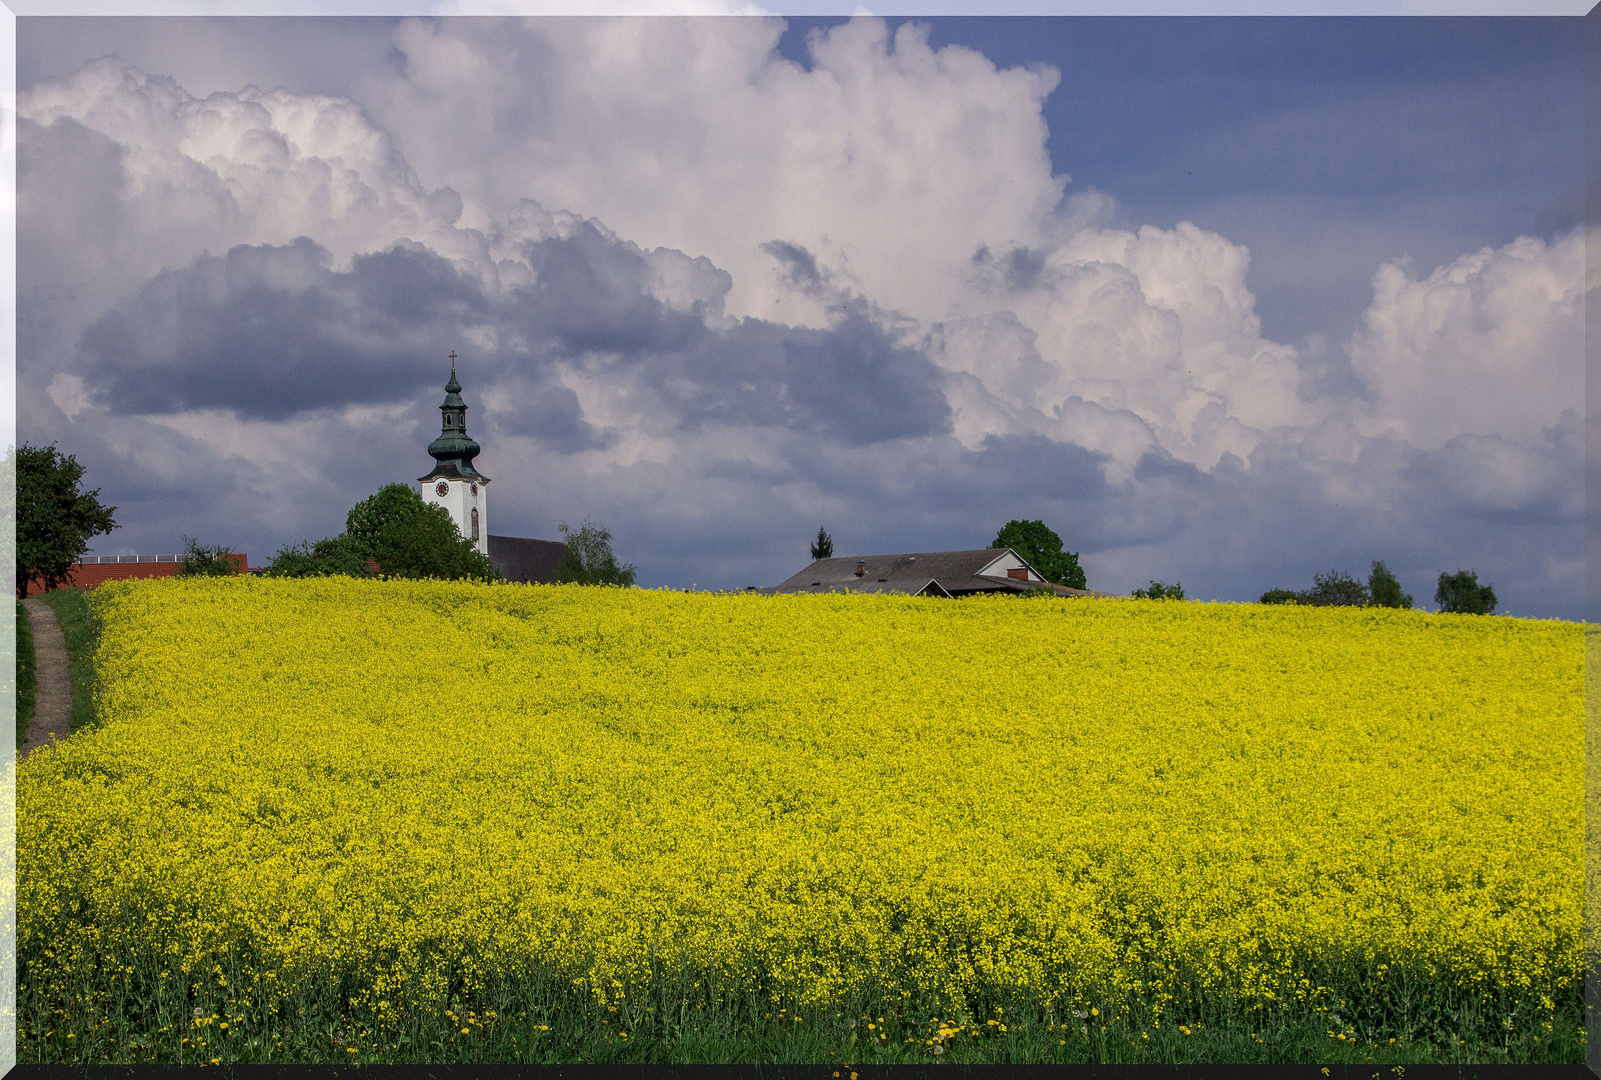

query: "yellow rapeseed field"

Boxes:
[18, 576, 1583, 1044]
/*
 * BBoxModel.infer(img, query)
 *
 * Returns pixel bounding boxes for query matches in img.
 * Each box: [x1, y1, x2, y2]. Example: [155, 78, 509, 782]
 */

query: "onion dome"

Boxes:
[418, 355, 491, 483]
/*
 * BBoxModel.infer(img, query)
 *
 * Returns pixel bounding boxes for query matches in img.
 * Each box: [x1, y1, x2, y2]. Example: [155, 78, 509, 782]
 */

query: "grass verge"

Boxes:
[17, 598, 36, 748]
[17, 989, 1584, 1065]
[40, 587, 101, 733]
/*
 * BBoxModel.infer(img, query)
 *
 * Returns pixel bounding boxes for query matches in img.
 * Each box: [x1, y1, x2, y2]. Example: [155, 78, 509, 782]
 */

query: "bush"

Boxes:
[1133, 580, 1185, 600]
[177, 536, 243, 577]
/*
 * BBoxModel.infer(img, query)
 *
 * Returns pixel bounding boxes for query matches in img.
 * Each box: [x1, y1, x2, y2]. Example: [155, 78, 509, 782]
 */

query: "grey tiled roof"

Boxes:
[769, 548, 1122, 599]
[771, 549, 1029, 596]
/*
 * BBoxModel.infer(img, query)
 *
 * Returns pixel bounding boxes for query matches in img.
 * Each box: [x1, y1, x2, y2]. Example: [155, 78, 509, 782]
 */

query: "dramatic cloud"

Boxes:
[15, 19, 1587, 619]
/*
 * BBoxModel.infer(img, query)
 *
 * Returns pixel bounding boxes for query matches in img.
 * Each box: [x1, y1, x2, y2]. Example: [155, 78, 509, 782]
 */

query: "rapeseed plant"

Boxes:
[16, 576, 1583, 1059]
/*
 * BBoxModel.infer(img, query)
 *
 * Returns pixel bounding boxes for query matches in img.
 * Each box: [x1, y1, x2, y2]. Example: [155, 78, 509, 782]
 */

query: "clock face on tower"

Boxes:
[436, 481, 449, 497]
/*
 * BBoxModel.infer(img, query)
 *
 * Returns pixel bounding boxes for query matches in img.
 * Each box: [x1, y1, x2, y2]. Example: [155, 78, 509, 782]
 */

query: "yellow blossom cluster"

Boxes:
[18, 577, 1582, 1036]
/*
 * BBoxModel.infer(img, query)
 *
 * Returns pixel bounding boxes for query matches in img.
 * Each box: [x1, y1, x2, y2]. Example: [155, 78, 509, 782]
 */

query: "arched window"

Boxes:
[471, 507, 479, 541]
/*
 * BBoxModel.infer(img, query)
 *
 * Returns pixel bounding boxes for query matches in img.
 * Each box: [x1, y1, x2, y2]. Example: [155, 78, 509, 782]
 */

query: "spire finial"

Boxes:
[448, 349, 457, 375]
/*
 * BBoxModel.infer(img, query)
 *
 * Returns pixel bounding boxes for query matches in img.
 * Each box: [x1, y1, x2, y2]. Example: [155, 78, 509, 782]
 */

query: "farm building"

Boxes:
[22, 552, 254, 595]
[765, 548, 1117, 598]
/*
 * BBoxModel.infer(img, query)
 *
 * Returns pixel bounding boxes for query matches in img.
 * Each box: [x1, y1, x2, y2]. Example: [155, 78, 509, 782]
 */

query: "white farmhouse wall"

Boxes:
[976, 550, 1043, 581]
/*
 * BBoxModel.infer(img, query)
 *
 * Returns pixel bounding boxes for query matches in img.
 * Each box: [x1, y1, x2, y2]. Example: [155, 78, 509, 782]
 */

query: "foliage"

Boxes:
[367, 499, 499, 582]
[15, 443, 118, 598]
[1131, 580, 1185, 600]
[1261, 567, 1397, 608]
[1298, 569, 1369, 608]
[1435, 569, 1497, 615]
[17, 599, 35, 748]
[17, 578, 1580, 1067]
[556, 518, 637, 586]
[264, 535, 373, 579]
[40, 587, 104, 735]
[992, 519, 1086, 590]
[1366, 561, 1413, 610]
[265, 484, 497, 583]
[176, 536, 243, 578]
[810, 527, 834, 562]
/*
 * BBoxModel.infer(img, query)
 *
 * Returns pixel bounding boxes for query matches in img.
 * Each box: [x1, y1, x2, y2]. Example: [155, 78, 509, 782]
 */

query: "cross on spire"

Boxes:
[448, 349, 457, 374]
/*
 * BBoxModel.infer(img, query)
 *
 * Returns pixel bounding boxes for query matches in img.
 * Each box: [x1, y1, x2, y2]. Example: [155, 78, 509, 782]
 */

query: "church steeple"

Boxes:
[418, 351, 492, 556]
[420, 351, 488, 482]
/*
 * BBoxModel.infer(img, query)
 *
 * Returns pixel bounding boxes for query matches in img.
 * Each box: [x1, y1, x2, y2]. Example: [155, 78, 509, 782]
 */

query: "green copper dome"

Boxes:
[418, 359, 491, 483]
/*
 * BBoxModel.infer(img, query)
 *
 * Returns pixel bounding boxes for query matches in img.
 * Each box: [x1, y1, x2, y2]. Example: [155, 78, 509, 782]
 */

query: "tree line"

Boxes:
[814, 517, 1500, 615]
[12, 445, 634, 591]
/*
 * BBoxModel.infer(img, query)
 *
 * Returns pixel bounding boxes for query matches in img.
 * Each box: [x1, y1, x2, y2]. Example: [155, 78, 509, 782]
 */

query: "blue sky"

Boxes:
[15, 15, 1588, 616]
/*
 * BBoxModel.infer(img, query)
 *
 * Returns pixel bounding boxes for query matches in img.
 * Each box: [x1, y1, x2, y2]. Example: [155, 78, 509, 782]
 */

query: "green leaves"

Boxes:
[15, 443, 118, 597]
[266, 483, 500, 582]
[1435, 570, 1496, 615]
[555, 519, 636, 587]
[991, 519, 1086, 591]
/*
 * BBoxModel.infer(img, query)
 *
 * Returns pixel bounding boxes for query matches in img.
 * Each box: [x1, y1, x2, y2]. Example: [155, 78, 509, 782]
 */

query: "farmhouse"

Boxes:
[418, 354, 569, 584]
[767, 548, 1115, 598]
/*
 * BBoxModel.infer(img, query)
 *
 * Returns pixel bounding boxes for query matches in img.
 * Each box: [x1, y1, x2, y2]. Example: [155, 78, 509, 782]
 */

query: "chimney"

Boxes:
[855, 559, 865, 577]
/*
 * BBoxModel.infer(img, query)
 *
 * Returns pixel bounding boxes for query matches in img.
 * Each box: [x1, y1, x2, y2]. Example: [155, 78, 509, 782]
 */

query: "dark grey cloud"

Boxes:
[67, 227, 952, 448]
[76, 238, 482, 419]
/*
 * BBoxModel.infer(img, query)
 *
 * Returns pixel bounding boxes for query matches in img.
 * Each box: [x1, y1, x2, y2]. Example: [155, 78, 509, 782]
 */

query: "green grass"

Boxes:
[17, 598, 36, 748]
[17, 986, 1584, 1065]
[40, 587, 101, 733]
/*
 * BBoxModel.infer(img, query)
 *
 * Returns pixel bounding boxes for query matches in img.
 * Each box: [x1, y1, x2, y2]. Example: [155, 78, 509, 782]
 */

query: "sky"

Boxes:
[14, 15, 1589, 616]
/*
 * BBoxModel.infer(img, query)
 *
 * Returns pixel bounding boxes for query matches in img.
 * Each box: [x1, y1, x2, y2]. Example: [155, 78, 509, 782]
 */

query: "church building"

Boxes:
[419, 355, 569, 583]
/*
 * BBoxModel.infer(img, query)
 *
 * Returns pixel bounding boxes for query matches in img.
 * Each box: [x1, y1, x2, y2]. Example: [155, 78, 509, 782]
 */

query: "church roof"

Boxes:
[488, 535, 569, 584]
[420, 357, 490, 483]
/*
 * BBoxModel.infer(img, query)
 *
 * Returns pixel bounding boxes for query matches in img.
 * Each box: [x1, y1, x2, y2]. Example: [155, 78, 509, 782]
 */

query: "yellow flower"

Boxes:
[16, 577, 1582, 1046]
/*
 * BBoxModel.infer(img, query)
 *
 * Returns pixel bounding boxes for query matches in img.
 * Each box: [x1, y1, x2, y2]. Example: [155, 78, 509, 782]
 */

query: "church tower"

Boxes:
[418, 352, 490, 555]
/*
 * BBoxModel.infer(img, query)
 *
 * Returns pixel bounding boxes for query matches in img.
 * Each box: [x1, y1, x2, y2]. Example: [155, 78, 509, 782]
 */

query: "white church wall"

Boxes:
[421, 477, 490, 555]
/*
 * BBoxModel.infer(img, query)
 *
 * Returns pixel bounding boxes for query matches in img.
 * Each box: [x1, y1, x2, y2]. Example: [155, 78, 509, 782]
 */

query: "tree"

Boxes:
[265, 483, 498, 582]
[1367, 560, 1413, 610]
[1258, 588, 1300, 605]
[1133, 580, 1185, 600]
[556, 518, 637, 586]
[992, 519, 1087, 590]
[810, 527, 834, 562]
[177, 536, 243, 577]
[370, 501, 499, 581]
[16, 443, 118, 598]
[1436, 569, 1496, 615]
[1301, 569, 1369, 608]
[264, 535, 373, 579]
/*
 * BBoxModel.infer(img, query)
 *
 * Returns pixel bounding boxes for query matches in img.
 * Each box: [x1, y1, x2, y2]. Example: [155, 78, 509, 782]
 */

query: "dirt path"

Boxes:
[21, 597, 72, 761]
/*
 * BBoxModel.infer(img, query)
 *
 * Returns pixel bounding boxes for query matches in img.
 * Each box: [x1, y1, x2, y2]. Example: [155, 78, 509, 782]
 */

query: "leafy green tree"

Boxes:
[371, 501, 499, 581]
[810, 527, 834, 561]
[1258, 587, 1300, 605]
[1133, 580, 1185, 600]
[1301, 569, 1369, 607]
[266, 483, 498, 582]
[556, 518, 637, 586]
[1436, 569, 1496, 615]
[16, 443, 118, 598]
[1368, 560, 1413, 610]
[992, 519, 1086, 590]
[177, 535, 244, 577]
